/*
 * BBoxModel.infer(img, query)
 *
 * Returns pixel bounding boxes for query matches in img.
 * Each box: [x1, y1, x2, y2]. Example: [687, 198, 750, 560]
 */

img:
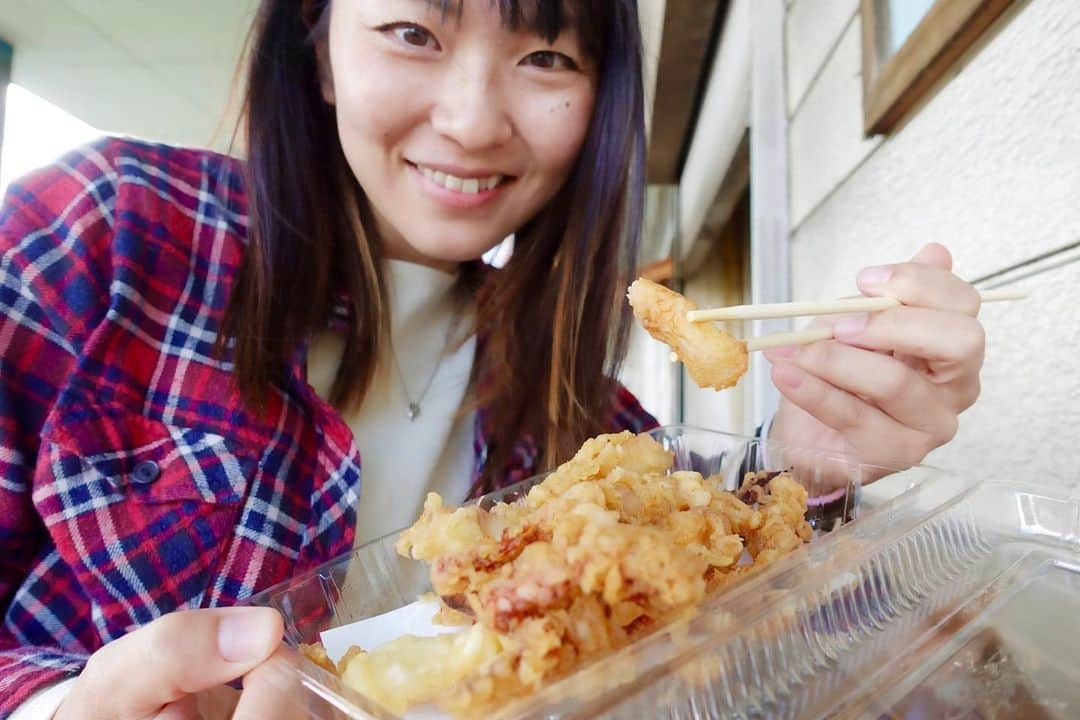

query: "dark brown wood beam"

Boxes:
[646, 0, 725, 184]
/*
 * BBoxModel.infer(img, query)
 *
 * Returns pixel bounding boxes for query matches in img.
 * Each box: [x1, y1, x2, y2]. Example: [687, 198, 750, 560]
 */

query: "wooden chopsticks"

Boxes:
[687, 289, 1027, 353]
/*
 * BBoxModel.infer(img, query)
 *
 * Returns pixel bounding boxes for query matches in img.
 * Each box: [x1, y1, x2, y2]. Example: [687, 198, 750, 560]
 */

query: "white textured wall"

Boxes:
[785, 0, 859, 113]
[785, 0, 1080, 489]
[943, 259, 1080, 488]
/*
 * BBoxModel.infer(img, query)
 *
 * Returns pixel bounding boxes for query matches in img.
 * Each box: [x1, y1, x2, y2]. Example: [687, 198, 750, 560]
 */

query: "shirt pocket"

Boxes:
[34, 406, 258, 632]
[40, 407, 253, 506]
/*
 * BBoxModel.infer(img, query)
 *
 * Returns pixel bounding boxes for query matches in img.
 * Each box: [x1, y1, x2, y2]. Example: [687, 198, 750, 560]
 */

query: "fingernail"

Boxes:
[857, 265, 892, 292]
[764, 345, 798, 360]
[772, 362, 803, 390]
[218, 610, 275, 663]
[834, 313, 869, 339]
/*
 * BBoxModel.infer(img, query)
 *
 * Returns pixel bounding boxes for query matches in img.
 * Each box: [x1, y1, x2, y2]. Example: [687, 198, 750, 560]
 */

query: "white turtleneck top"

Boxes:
[307, 260, 478, 546]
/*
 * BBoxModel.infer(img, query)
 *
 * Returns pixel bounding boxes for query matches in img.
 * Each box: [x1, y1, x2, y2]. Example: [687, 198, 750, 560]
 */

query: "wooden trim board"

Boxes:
[861, 0, 1015, 135]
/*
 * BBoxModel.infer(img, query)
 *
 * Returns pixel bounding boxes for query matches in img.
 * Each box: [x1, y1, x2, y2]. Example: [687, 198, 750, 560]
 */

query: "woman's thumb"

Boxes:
[59, 607, 283, 720]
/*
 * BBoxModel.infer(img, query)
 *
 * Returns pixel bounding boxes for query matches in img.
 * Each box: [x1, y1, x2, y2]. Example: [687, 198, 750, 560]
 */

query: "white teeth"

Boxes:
[417, 164, 504, 194]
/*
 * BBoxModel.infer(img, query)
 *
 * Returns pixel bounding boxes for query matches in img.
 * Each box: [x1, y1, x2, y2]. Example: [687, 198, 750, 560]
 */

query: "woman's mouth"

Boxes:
[408, 161, 514, 209]
[416, 164, 504, 193]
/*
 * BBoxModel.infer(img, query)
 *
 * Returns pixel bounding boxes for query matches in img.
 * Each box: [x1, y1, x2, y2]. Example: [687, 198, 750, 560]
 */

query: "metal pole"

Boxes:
[0, 39, 12, 176]
[671, 184, 686, 424]
[749, 0, 791, 429]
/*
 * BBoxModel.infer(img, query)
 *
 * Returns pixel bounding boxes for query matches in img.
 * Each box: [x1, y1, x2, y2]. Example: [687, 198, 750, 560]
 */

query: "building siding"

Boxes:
[785, 0, 1080, 488]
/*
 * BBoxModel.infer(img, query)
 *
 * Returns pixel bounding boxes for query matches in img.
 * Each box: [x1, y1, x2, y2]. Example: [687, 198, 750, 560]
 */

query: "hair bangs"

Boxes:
[425, 0, 595, 51]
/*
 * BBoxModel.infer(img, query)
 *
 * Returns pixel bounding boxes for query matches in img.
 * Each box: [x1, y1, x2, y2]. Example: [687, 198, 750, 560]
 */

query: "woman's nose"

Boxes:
[430, 60, 513, 151]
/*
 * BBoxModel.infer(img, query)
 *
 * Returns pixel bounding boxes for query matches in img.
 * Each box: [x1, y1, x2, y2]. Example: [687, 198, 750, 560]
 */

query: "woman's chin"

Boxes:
[403, 240, 502, 267]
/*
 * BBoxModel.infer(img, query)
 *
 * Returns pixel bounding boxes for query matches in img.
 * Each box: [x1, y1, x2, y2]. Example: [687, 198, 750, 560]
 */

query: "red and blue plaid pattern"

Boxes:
[0, 137, 657, 715]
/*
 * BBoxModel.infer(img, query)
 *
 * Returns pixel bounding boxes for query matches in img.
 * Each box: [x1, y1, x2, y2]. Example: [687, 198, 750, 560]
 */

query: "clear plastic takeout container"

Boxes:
[247, 425, 1080, 718]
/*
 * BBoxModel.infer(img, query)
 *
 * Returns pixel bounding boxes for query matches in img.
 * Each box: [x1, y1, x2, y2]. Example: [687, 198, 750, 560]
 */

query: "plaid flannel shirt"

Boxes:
[0, 137, 658, 715]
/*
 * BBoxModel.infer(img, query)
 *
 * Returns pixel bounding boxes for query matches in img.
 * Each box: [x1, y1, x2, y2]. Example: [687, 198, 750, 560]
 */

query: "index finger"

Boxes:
[856, 261, 981, 317]
[855, 243, 979, 316]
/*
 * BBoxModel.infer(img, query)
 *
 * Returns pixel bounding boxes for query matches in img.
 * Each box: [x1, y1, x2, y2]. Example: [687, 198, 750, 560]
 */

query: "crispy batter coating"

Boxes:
[298, 642, 337, 674]
[340, 625, 507, 715]
[327, 432, 811, 717]
[627, 278, 748, 390]
[745, 473, 814, 566]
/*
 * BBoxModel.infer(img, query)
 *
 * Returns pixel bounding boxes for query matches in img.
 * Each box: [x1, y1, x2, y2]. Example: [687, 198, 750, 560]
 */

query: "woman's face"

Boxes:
[321, 0, 596, 270]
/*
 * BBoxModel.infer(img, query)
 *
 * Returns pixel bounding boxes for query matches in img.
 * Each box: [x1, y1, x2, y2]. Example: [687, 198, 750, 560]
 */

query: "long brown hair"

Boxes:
[224, 0, 646, 488]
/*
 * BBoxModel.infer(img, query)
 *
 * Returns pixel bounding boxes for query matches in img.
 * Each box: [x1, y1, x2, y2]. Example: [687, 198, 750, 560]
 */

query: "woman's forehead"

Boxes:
[423, 0, 582, 43]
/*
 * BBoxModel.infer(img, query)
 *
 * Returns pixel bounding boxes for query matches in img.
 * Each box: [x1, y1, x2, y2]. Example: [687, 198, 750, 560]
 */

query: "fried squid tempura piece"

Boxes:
[397, 492, 538, 598]
[340, 624, 506, 715]
[298, 643, 337, 674]
[525, 431, 673, 509]
[627, 277, 748, 390]
[745, 473, 814, 566]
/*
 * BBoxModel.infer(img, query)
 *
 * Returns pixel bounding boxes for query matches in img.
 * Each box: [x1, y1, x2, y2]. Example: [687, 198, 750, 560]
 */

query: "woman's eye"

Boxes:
[386, 24, 439, 50]
[522, 51, 578, 71]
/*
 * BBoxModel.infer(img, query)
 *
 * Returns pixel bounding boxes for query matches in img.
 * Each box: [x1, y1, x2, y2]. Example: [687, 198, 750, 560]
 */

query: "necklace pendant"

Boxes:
[407, 403, 421, 421]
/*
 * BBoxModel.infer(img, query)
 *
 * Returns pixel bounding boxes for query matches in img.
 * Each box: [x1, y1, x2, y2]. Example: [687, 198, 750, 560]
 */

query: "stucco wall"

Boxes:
[785, 0, 1080, 488]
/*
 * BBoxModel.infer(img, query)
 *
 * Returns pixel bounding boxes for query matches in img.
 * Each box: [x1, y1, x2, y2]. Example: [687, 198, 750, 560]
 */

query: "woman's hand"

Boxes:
[54, 607, 301, 720]
[764, 243, 984, 475]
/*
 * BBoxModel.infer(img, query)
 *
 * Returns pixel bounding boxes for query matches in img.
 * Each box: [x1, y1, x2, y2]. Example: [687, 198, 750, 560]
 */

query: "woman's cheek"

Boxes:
[524, 90, 594, 176]
[330, 42, 422, 132]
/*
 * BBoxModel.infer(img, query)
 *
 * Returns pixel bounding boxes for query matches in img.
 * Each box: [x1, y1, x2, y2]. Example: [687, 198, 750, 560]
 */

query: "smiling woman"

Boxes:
[228, 0, 647, 487]
[0, 1, 655, 717]
[0, 0, 991, 717]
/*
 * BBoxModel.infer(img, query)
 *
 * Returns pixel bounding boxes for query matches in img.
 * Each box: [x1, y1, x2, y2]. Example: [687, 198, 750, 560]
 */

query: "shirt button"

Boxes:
[132, 460, 161, 485]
